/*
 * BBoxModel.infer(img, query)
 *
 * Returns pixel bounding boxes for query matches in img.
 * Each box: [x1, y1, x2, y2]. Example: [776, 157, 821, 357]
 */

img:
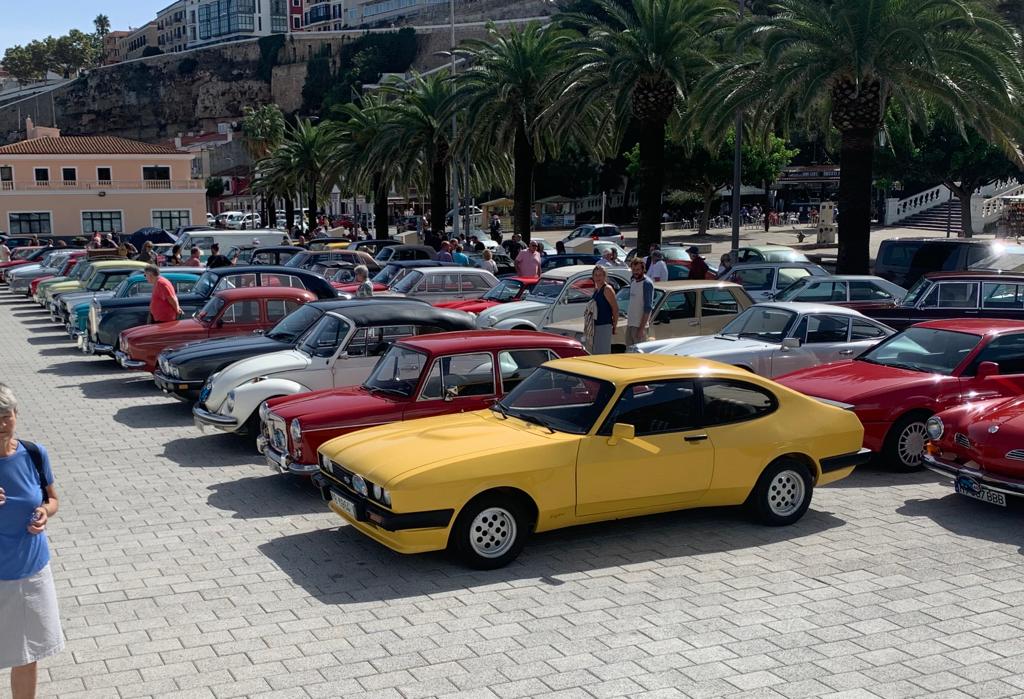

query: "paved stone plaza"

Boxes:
[4, 293, 1024, 699]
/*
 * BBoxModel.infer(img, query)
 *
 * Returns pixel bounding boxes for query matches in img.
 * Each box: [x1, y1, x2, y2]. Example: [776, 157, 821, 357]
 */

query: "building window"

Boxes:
[292, 16, 301, 28]
[153, 210, 192, 230]
[9, 213, 51, 235]
[82, 211, 124, 234]
[61, 167, 77, 183]
[33, 168, 49, 185]
[97, 167, 112, 185]
[143, 166, 171, 188]
[0, 166, 12, 191]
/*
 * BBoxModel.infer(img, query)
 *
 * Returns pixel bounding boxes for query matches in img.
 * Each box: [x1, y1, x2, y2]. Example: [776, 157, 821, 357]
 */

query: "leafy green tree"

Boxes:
[452, 22, 609, 240]
[52, 30, 94, 78]
[2, 45, 39, 85]
[205, 176, 226, 199]
[743, 135, 799, 230]
[694, 0, 1024, 273]
[557, 0, 733, 254]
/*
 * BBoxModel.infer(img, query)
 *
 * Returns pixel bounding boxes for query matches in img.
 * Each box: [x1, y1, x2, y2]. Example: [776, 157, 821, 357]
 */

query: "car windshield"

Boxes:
[86, 271, 109, 291]
[900, 278, 933, 307]
[192, 271, 218, 297]
[12, 248, 37, 260]
[363, 345, 427, 397]
[858, 327, 981, 375]
[197, 296, 224, 323]
[568, 227, 593, 240]
[524, 276, 567, 303]
[372, 264, 404, 285]
[968, 245, 1024, 272]
[392, 270, 423, 294]
[296, 314, 352, 357]
[494, 367, 614, 434]
[111, 278, 136, 297]
[69, 261, 88, 279]
[482, 278, 525, 302]
[720, 306, 797, 343]
[266, 304, 322, 343]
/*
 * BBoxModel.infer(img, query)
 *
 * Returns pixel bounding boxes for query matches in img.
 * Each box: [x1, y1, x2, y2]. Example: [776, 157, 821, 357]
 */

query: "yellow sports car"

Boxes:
[313, 355, 869, 568]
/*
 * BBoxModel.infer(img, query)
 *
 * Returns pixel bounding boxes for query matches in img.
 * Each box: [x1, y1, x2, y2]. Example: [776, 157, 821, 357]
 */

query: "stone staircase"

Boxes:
[898, 199, 962, 232]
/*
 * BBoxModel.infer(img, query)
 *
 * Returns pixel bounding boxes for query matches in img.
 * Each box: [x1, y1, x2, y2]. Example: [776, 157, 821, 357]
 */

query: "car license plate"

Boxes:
[331, 491, 358, 519]
[954, 477, 1007, 507]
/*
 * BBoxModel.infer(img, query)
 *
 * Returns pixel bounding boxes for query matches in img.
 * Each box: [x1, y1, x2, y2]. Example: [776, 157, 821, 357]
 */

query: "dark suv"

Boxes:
[874, 238, 998, 289]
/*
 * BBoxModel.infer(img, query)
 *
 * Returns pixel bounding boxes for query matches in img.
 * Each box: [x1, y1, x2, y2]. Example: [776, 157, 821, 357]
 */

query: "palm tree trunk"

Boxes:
[513, 124, 534, 242]
[836, 128, 874, 274]
[637, 118, 666, 255]
[429, 158, 447, 237]
[266, 197, 277, 228]
[285, 198, 295, 229]
[959, 194, 975, 238]
[307, 179, 317, 233]
[764, 181, 771, 232]
[373, 175, 389, 240]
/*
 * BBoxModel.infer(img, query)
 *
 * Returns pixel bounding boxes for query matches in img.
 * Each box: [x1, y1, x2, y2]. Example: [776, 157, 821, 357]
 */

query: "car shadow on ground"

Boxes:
[75, 377, 157, 399]
[161, 434, 260, 468]
[37, 346, 84, 358]
[897, 493, 1024, 554]
[208, 474, 327, 518]
[258, 506, 846, 605]
[26, 334, 71, 346]
[43, 360, 124, 377]
[821, 462, 941, 489]
[10, 307, 49, 315]
[19, 317, 56, 325]
[114, 402, 194, 429]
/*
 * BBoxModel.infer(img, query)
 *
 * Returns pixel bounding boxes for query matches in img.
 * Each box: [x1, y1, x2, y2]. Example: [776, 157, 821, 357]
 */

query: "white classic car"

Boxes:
[475, 265, 631, 331]
[192, 300, 475, 436]
[632, 302, 895, 377]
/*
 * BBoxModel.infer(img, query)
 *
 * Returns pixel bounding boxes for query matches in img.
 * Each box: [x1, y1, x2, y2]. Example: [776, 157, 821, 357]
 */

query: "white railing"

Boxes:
[976, 184, 1024, 230]
[0, 179, 205, 192]
[886, 184, 950, 224]
[979, 178, 1020, 198]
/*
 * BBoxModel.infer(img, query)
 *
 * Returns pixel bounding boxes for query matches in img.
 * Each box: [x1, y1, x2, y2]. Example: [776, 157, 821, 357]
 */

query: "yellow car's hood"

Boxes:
[320, 410, 575, 486]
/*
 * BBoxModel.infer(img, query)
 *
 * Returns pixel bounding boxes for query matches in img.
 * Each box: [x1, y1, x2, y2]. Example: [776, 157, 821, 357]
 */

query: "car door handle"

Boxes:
[838, 350, 855, 355]
[688, 319, 699, 326]
[684, 433, 708, 442]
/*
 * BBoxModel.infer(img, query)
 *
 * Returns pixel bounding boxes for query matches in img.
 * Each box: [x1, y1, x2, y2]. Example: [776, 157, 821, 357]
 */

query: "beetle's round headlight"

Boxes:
[926, 416, 944, 441]
[290, 419, 302, 443]
[226, 390, 236, 413]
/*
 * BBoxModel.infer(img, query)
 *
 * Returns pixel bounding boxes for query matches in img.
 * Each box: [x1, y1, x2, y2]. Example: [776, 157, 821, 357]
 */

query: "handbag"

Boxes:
[583, 298, 597, 352]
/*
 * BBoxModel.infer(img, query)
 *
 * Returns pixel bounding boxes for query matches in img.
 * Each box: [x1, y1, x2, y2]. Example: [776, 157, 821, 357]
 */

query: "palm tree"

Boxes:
[452, 22, 608, 241]
[94, 14, 111, 38]
[557, 0, 733, 254]
[694, 0, 1024, 273]
[242, 105, 286, 227]
[329, 94, 401, 240]
[373, 72, 455, 238]
[266, 119, 338, 233]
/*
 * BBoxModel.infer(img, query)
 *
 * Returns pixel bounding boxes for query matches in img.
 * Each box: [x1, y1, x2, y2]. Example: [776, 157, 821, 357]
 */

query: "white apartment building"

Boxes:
[302, 0, 445, 31]
[185, 0, 291, 48]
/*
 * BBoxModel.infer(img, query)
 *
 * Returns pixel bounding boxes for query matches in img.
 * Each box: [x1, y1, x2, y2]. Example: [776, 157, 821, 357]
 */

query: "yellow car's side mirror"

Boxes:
[608, 422, 635, 445]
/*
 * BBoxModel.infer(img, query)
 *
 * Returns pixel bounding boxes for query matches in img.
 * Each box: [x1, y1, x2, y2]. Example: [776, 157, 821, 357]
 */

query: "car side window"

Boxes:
[965, 333, 1024, 375]
[599, 380, 698, 436]
[216, 273, 257, 291]
[700, 380, 776, 426]
[220, 301, 260, 325]
[261, 273, 305, 289]
[420, 352, 496, 400]
[926, 282, 979, 308]
[657, 291, 697, 321]
[851, 319, 888, 340]
[461, 273, 492, 292]
[982, 282, 1024, 310]
[777, 267, 812, 288]
[498, 349, 558, 393]
[128, 282, 154, 297]
[849, 281, 892, 301]
[346, 325, 415, 357]
[801, 315, 851, 344]
[266, 299, 301, 322]
[700, 288, 739, 316]
[731, 267, 774, 291]
[796, 281, 846, 302]
[174, 280, 197, 293]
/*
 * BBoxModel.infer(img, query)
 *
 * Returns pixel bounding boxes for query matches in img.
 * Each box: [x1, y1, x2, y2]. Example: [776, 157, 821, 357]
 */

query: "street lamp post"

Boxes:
[730, 0, 744, 251]
[450, 0, 460, 241]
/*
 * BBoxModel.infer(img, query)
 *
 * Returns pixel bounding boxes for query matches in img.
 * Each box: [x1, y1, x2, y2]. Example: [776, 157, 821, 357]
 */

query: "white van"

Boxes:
[176, 229, 286, 261]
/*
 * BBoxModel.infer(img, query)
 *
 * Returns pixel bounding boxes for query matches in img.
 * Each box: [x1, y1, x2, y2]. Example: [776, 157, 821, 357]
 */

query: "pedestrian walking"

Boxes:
[515, 240, 542, 277]
[354, 265, 373, 298]
[686, 246, 710, 280]
[145, 265, 182, 324]
[626, 258, 654, 347]
[0, 384, 64, 699]
[583, 265, 618, 354]
[489, 214, 503, 244]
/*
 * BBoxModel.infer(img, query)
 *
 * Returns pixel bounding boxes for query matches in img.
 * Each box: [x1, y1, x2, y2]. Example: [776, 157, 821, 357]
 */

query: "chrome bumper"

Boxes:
[923, 454, 1024, 497]
[192, 405, 238, 432]
[257, 436, 317, 475]
[115, 350, 146, 369]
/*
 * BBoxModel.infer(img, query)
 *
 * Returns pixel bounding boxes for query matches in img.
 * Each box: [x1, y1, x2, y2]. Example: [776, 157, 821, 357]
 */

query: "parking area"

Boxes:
[4, 294, 1024, 699]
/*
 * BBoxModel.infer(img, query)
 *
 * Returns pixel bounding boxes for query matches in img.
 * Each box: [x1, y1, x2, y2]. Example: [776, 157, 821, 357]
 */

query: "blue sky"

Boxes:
[2, 3, 164, 54]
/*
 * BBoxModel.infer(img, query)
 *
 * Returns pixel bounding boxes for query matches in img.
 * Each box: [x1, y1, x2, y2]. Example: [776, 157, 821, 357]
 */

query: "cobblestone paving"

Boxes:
[4, 294, 1024, 699]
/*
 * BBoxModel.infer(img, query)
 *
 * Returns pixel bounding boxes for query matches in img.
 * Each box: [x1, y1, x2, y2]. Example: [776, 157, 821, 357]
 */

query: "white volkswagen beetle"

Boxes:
[632, 302, 895, 377]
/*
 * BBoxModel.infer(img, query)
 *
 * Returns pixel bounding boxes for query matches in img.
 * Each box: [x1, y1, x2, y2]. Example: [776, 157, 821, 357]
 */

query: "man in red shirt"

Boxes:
[145, 265, 182, 324]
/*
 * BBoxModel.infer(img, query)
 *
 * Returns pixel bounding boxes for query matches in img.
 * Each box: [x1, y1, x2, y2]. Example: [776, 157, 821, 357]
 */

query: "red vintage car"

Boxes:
[115, 286, 316, 372]
[0, 246, 45, 282]
[923, 396, 1024, 507]
[434, 276, 539, 314]
[258, 330, 587, 475]
[776, 319, 1024, 472]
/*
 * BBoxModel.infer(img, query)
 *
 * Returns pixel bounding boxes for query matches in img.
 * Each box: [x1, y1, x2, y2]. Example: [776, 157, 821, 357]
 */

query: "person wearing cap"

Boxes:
[648, 249, 669, 282]
[687, 246, 710, 280]
[515, 239, 542, 277]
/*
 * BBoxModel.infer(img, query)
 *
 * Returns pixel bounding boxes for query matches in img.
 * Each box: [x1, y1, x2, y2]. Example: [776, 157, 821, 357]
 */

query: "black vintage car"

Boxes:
[861, 271, 1024, 330]
[85, 265, 340, 357]
[152, 297, 464, 401]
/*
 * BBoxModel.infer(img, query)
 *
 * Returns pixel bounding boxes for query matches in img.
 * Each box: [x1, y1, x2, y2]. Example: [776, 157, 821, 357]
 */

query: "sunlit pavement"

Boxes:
[5, 293, 1024, 699]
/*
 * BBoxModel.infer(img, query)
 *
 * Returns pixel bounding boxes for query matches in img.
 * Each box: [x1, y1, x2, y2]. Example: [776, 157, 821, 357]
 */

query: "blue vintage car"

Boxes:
[69, 271, 201, 341]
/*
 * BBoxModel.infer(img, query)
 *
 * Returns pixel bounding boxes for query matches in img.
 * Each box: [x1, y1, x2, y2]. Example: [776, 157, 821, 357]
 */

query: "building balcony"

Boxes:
[1, 180, 205, 193]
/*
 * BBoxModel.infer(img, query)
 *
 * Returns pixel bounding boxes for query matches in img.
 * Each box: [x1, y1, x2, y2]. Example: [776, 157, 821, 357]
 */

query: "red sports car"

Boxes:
[776, 319, 1024, 471]
[115, 286, 317, 372]
[434, 276, 539, 314]
[924, 396, 1024, 507]
[258, 330, 587, 475]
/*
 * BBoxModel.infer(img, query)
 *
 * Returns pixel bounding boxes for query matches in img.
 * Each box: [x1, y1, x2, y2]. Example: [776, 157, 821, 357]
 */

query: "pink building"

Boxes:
[0, 120, 206, 236]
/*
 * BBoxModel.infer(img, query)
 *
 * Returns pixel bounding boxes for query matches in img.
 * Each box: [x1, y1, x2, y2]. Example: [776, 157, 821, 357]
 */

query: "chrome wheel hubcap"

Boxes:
[898, 422, 927, 466]
[468, 507, 516, 558]
[767, 470, 805, 517]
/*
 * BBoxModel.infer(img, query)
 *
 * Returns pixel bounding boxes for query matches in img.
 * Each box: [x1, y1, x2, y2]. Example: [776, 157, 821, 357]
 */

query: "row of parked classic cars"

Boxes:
[7, 236, 1024, 568]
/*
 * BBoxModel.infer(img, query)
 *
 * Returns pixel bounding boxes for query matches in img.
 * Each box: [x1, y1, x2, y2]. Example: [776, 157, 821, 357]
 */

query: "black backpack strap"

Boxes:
[19, 440, 49, 503]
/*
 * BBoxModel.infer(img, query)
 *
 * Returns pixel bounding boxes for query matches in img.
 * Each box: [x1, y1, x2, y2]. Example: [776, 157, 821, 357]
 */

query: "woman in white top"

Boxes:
[481, 249, 499, 274]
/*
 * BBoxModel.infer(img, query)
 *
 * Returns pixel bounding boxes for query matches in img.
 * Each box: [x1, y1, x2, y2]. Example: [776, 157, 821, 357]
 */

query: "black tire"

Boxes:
[448, 493, 529, 570]
[748, 459, 813, 526]
[882, 413, 930, 472]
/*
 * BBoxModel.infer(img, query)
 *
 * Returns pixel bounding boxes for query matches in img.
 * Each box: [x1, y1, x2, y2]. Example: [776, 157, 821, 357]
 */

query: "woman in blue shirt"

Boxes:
[0, 384, 63, 699]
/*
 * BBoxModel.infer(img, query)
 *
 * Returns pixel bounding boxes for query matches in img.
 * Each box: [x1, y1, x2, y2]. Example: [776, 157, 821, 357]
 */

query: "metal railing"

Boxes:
[0, 179, 204, 192]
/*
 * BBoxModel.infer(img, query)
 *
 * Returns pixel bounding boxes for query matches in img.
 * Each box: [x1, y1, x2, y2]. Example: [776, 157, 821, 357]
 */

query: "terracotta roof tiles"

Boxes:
[0, 136, 183, 156]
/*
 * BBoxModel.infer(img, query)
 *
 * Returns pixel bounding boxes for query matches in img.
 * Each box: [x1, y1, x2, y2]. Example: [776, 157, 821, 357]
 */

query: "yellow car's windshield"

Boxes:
[494, 368, 614, 434]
